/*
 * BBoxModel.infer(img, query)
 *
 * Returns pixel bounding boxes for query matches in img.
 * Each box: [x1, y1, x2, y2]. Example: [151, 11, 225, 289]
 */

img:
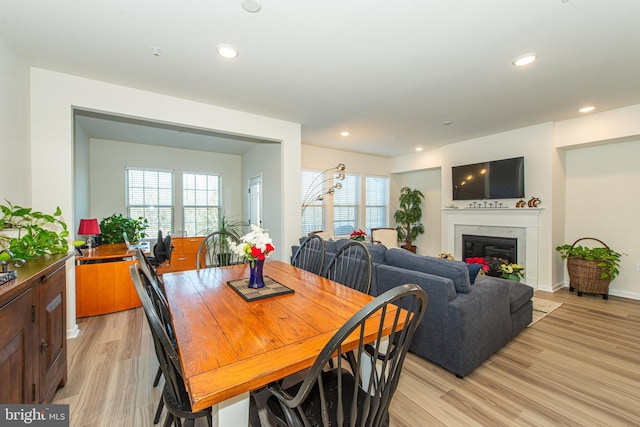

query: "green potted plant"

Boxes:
[214, 212, 247, 265]
[394, 187, 425, 253]
[99, 213, 149, 244]
[219, 212, 247, 238]
[556, 237, 624, 299]
[0, 200, 69, 259]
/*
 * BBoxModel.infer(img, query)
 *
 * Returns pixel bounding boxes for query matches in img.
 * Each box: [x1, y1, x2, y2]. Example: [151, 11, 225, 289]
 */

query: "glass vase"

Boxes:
[248, 259, 266, 289]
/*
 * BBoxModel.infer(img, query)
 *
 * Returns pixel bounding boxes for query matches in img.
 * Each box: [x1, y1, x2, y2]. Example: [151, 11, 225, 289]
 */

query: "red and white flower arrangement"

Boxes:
[228, 224, 275, 265]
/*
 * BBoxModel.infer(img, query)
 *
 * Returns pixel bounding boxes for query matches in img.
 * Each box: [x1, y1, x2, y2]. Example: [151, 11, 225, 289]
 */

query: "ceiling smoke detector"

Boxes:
[241, 0, 261, 13]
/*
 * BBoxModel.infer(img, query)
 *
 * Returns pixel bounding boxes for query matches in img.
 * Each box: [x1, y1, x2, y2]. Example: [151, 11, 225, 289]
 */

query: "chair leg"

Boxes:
[153, 398, 164, 424]
[153, 366, 163, 387]
[162, 414, 173, 427]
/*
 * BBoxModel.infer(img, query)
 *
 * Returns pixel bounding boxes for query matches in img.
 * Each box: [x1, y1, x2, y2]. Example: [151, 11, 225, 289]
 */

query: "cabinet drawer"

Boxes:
[158, 237, 204, 274]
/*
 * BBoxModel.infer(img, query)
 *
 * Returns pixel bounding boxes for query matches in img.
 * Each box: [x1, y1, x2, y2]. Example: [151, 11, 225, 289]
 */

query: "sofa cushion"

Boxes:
[384, 248, 472, 293]
[506, 280, 534, 313]
[475, 275, 534, 313]
[333, 239, 386, 264]
[466, 264, 483, 285]
[324, 239, 338, 255]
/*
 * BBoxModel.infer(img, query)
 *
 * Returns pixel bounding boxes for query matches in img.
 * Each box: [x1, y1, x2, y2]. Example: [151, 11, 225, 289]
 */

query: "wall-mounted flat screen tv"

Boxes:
[452, 156, 524, 200]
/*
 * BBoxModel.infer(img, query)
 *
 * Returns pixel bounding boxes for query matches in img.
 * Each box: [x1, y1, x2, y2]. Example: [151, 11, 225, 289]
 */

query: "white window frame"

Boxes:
[182, 171, 222, 236]
[301, 169, 326, 236]
[125, 167, 174, 237]
[333, 173, 360, 237]
[364, 175, 390, 234]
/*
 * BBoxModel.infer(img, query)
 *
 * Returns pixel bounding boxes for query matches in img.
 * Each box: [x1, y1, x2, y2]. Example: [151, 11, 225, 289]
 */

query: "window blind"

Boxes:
[365, 175, 389, 233]
[333, 173, 359, 236]
[126, 168, 174, 236]
[301, 170, 324, 235]
[183, 172, 221, 236]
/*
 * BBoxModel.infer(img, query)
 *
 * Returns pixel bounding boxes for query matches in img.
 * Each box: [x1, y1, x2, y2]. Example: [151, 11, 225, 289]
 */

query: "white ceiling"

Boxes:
[2, 0, 639, 157]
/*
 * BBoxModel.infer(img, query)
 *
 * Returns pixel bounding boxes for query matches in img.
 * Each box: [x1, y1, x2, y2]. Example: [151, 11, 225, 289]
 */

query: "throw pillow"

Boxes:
[466, 264, 483, 285]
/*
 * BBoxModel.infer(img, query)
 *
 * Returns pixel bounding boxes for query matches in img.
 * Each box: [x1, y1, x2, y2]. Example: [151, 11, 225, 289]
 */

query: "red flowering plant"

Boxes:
[227, 224, 275, 266]
[349, 229, 367, 241]
[465, 257, 490, 274]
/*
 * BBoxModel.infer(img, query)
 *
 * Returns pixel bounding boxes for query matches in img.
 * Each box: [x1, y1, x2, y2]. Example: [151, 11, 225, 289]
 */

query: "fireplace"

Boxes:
[462, 234, 517, 264]
[442, 208, 543, 287]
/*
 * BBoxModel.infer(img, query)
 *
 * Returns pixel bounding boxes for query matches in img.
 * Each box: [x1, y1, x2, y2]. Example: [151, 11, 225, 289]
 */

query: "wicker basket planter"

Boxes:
[566, 255, 611, 298]
[557, 237, 623, 300]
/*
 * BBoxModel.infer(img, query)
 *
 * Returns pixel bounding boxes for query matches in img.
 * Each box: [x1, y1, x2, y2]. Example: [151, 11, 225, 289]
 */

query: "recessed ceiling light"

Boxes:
[217, 44, 238, 59]
[415, 147, 423, 152]
[340, 131, 350, 137]
[512, 53, 537, 67]
[578, 106, 596, 113]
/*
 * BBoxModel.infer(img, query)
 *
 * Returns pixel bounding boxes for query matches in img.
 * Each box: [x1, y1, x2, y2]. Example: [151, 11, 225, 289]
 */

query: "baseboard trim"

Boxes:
[67, 323, 80, 339]
[554, 283, 640, 301]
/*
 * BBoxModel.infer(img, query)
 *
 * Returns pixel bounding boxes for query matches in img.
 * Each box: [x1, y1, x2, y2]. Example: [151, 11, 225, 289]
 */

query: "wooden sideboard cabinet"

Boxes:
[157, 236, 204, 274]
[0, 253, 70, 404]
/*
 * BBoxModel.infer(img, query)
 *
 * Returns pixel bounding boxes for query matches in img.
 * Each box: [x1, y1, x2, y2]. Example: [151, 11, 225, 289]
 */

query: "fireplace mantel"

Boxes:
[442, 208, 543, 287]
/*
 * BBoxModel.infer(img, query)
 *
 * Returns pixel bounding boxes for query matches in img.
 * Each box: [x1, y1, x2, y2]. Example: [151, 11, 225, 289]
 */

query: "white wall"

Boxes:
[88, 138, 243, 237]
[73, 124, 90, 232]
[563, 139, 640, 298]
[0, 38, 29, 203]
[29, 68, 301, 337]
[242, 143, 283, 257]
[302, 145, 391, 175]
[391, 169, 441, 256]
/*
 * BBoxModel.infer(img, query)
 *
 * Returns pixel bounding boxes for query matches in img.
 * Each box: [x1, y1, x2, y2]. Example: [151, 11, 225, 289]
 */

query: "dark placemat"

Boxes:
[227, 275, 294, 302]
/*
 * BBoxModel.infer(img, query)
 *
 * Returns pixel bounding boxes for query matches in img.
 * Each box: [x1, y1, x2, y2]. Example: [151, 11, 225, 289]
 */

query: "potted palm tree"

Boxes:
[394, 187, 425, 253]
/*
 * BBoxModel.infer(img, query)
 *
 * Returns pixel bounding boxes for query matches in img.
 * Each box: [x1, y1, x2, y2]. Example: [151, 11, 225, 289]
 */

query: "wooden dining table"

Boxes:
[162, 260, 398, 425]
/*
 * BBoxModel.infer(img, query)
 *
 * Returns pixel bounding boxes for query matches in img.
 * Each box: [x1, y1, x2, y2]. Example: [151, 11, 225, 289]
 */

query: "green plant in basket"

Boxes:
[556, 243, 624, 280]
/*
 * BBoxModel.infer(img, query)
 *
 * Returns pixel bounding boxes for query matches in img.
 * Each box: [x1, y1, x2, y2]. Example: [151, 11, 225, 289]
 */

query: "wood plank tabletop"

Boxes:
[163, 260, 394, 412]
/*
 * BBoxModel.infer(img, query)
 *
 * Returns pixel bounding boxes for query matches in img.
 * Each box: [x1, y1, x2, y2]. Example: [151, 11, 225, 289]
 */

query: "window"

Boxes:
[126, 168, 173, 237]
[300, 170, 390, 237]
[333, 173, 360, 236]
[182, 172, 222, 236]
[301, 170, 324, 235]
[365, 175, 389, 233]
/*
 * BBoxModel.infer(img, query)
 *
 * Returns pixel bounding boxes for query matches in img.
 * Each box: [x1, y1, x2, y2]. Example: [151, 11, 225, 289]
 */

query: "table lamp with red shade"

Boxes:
[77, 218, 101, 249]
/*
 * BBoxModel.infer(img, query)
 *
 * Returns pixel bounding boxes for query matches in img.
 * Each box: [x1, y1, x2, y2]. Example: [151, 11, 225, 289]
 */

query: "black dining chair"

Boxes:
[196, 231, 243, 270]
[291, 234, 325, 275]
[134, 248, 169, 422]
[265, 284, 428, 427]
[322, 241, 372, 294]
[130, 263, 213, 427]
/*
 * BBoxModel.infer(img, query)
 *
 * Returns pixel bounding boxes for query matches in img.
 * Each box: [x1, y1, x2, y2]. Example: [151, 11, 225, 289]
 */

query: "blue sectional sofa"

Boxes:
[292, 238, 534, 378]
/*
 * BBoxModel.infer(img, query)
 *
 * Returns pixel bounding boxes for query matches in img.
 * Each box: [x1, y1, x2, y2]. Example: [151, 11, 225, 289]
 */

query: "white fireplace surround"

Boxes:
[443, 208, 543, 287]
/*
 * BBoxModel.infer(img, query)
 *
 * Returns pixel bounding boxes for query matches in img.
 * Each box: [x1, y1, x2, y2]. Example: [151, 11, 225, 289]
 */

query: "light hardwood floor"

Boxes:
[53, 288, 640, 426]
